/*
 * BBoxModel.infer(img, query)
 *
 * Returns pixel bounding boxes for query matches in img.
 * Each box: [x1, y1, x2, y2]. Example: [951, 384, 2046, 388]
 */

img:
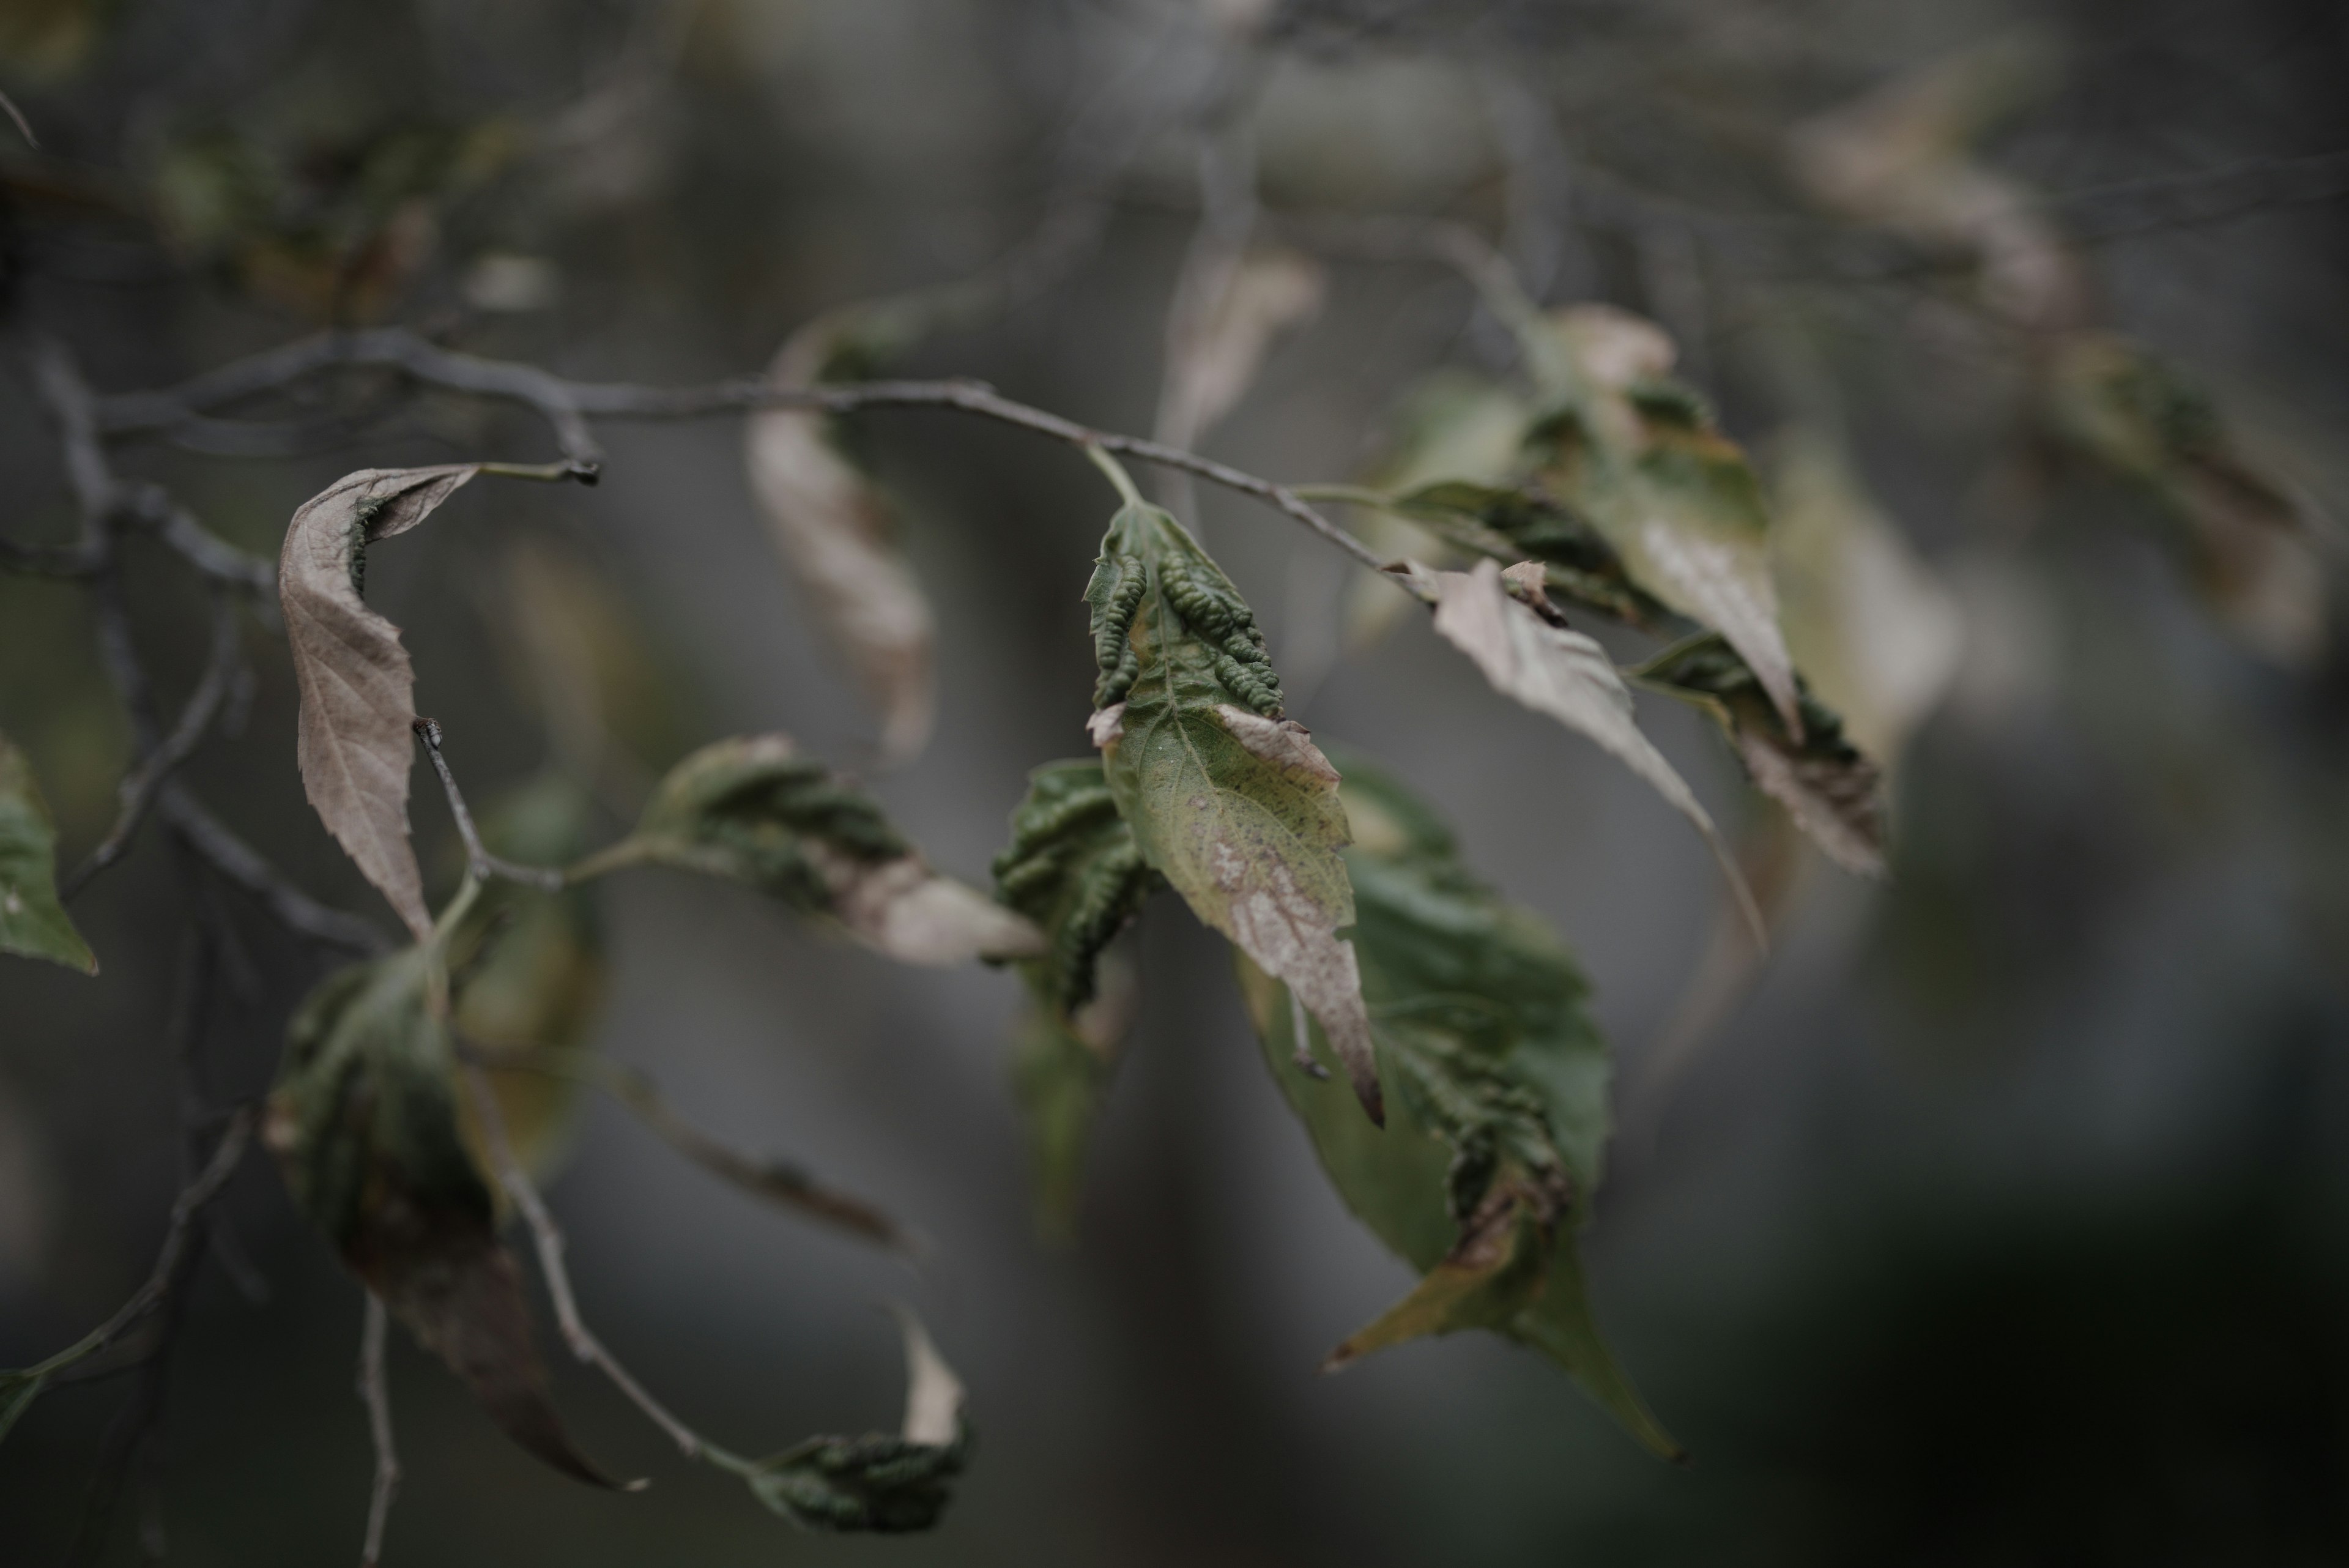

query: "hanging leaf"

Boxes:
[1085, 501, 1382, 1124]
[1767, 429, 1965, 765]
[1526, 306, 1804, 734]
[746, 318, 936, 765]
[1159, 245, 1326, 445]
[279, 465, 481, 940]
[1636, 636, 1887, 878]
[2044, 334, 2325, 666]
[449, 775, 607, 1183]
[742, 1308, 968, 1533]
[991, 758, 1158, 1233]
[604, 734, 1041, 966]
[1384, 481, 1669, 628]
[0, 732, 96, 974]
[266, 946, 620, 1487]
[1235, 753, 1679, 1460]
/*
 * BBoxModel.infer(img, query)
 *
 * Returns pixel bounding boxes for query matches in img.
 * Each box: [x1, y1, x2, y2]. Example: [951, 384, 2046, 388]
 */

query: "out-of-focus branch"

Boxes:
[357, 1295, 396, 1568]
[156, 790, 393, 954]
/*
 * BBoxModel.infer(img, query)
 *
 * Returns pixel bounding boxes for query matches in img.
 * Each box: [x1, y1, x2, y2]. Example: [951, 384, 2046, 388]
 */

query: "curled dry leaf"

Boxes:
[1529, 306, 1805, 734]
[269, 946, 618, 1487]
[1085, 502, 1382, 1124]
[992, 758, 1159, 1233]
[742, 1308, 968, 1533]
[618, 734, 1042, 966]
[0, 732, 96, 974]
[2044, 333, 2325, 666]
[1638, 637, 1887, 878]
[280, 465, 481, 940]
[1236, 754, 1679, 1460]
[746, 319, 936, 764]
[1159, 245, 1326, 447]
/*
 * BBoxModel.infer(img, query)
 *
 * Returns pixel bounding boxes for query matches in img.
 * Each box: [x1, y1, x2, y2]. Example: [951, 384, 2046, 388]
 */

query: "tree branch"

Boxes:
[410, 719, 566, 891]
[356, 1294, 397, 1568]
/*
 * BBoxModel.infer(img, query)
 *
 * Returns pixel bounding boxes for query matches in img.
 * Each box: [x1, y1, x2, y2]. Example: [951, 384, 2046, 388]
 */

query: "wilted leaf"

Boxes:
[280, 465, 482, 940]
[743, 1309, 968, 1533]
[267, 946, 618, 1487]
[1159, 245, 1326, 445]
[1236, 754, 1679, 1459]
[0, 732, 96, 974]
[1637, 637, 1887, 877]
[1417, 559, 1732, 872]
[746, 319, 935, 764]
[2044, 334, 2324, 666]
[1085, 502, 1382, 1124]
[1767, 429, 1965, 764]
[450, 776, 606, 1183]
[614, 734, 1041, 966]
[1389, 481, 1668, 628]
[1527, 306, 1803, 734]
[991, 759, 1156, 1232]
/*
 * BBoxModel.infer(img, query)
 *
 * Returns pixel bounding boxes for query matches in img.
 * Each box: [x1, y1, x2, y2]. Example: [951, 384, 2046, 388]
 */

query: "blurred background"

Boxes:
[4, 0, 2349, 1562]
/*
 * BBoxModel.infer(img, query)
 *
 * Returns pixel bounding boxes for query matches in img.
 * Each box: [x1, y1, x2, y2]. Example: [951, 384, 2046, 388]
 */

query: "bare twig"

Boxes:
[0, 89, 35, 150]
[410, 719, 566, 891]
[66, 592, 243, 897]
[357, 1294, 398, 1568]
[456, 1065, 706, 1462]
[157, 789, 393, 954]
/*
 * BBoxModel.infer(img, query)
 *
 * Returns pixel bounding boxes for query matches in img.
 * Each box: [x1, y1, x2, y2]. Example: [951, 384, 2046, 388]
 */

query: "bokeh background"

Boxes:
[6, 0, 2349, 1562]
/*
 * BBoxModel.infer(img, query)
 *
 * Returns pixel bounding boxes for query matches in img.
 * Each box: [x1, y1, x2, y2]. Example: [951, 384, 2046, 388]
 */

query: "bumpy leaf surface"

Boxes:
[0, 732, 95, 973]
[743, 1310, 968, 1533]
[267, 946, 617, 1487]
[1236, 754, 1679, 1459]
[1085, 502, 1382, 1124]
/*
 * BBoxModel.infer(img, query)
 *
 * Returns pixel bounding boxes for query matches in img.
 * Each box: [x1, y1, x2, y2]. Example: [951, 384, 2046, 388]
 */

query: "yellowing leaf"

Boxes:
[268, 948, 618, 1488]
[746, 321, 935, 764]
[279, 465, 481, 940]
[2044, 334, 2324, 666]
[1085, 503, 1382, 1124]
[1236, 755, 1679, 1459]
[1530, 307, 1803, 732]
[1159, 245, 1326, 446]
[615, 734, 1042, 966]
[742, 1308, 968, 1532]
[0, 732, 95, 974]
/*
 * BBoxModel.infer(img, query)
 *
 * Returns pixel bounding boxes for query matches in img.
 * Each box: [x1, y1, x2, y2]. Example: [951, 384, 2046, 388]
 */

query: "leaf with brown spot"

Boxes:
[746, 319, 936, 765]
[269, 946, 618, 1488]
[279, 465, 481, 940]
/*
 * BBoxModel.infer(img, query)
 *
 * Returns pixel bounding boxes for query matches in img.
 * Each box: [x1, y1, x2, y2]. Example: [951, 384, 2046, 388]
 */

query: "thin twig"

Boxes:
[357, 1294, 397, 1568]
[157, 789, 393, 954]
[410, 719, 566, 891]
[66, 592, 242, 897]
[456, 1065, 709, 1461]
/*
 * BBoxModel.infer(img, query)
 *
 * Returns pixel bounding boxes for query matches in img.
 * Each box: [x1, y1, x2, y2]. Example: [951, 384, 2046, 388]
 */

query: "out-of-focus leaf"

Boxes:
[1086, 502, 1381, 1124]
[991, 758, 1156, 1232]
[1236, 754, 1679, 1459]
[746, 318, 936, 764]
[0, 732, 96, 974]
[0, 1369, 42, 1442]
[743, 1309, 968, 1533]
[280, 465, 481, 940]
[1528, 306, 1804, 734]
[612, 734, 1041, 966]
[0, 0, 108, 78]
[1343, 373, 1537, 649]
[266, 946, 618, 1487]
[1637, 637, 1887, 878]
[1767, 429, 1965, 766]
[2044, 334, 2325, 666]
[1416, 558, 1732, 865]
[497, 537, 692, 793]
[1159, 245, 1326, 445]
[450, 776, 606, 1184]
[1787, 30, 2082, 333]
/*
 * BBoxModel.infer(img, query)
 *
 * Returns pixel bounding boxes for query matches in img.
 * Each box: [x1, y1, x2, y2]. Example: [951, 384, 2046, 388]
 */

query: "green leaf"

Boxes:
[450, 775, 607, 1183]
[1527, 306, 1803, 734]
[1235, 753, 1680, 1460]
[267, 946, 620, 1488]
[1636, 636, 1887, 877]
[991, 759, 1156, 1235]
[1085, 502, 1382, 1124]
[611, 734, 1042, 967]
[0, 732, 97, 974]
[743, 1309, 968, 1533]
[2044, 333, 2322, 666]
[1390, 480, 1669, 628]
[0, 1369, 45, 1443]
